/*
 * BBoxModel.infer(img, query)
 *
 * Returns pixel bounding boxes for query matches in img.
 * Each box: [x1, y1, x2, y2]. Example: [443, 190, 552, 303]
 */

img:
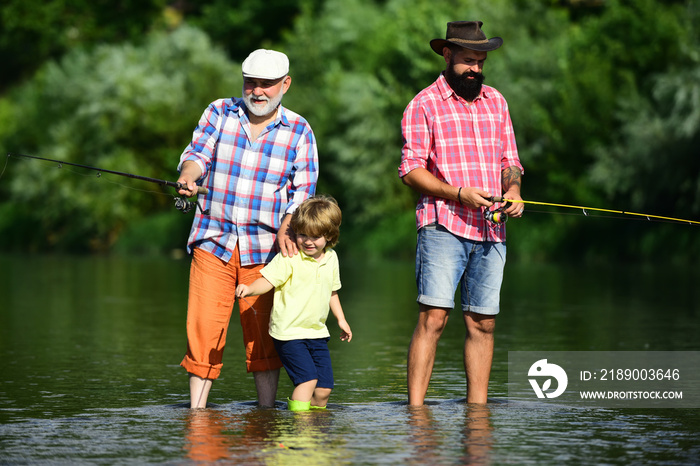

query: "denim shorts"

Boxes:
[272, 338, 334, 389]
[416, 224, 506, 315]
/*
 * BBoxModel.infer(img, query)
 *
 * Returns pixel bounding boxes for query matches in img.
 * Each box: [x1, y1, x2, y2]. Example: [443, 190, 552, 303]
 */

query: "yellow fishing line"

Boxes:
[497, 198, 700, 226]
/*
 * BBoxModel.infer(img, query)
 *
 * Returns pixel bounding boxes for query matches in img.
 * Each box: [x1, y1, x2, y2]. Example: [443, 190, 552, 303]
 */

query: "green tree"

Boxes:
[0, 0, 168, 92]
[0, 26, 239, 252]
[1, 0, 698, 262]
[279, 0, 608, 257]
[183, 0, 324, 61]
[282, 0, 535, 254]
[278, 0, 698, 261]
[543, 0, 697, 261]
[587, 4, 700, 259]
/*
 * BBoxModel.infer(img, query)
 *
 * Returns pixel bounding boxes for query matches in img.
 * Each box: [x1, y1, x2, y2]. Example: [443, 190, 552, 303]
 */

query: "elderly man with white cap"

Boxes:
[177, 49, 318, 408]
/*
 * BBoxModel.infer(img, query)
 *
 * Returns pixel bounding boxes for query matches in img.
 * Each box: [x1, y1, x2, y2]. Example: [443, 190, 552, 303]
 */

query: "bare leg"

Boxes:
[463, 312, 495, 404]
[291, 379, 317, 402]
[407, 305, 450, 406]
[312, 387, 332, 407]
[189, 373, 213, 409]
[253, 369, 280, 407]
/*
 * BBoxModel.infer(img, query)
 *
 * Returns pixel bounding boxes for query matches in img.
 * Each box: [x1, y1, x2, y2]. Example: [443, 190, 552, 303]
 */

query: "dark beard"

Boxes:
[445, 65, 485, 102]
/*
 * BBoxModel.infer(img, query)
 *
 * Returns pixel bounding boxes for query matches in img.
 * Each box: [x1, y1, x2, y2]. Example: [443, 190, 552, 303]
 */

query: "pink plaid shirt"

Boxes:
[399, 73, 523, 242]
[179, 98, 318, 265]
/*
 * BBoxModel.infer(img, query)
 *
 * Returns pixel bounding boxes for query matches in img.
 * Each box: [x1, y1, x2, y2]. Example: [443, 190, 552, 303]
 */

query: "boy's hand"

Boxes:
[235, 284, 250, 298]
[338, 320, 353, 342]
[276, 214, 298, 257]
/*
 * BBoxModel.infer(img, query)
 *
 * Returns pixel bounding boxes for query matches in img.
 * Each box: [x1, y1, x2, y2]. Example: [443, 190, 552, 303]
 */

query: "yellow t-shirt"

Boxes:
[261, 249, 341, 341]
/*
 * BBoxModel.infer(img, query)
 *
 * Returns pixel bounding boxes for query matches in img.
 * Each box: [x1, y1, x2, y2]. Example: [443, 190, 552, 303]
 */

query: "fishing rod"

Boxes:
[486, 196, 700, 226]
[7, 152, 209, 214]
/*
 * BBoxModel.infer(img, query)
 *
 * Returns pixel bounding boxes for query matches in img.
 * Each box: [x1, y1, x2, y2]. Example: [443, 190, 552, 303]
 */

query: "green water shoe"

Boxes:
[287, 398, 311, 412]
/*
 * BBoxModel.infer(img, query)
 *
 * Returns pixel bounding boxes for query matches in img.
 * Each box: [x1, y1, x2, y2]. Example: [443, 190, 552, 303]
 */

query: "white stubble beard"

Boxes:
[243, 86, 284, 117]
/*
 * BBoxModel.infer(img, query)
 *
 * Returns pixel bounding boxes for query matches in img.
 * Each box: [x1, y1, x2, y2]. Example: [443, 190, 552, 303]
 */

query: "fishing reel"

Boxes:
[174, 196, 210, 215]
[484, 208, 508, 224]
[483, 201, 511, 224]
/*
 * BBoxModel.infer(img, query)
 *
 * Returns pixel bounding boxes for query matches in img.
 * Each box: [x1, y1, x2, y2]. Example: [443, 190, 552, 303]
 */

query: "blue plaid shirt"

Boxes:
[179, 97, 318, 265]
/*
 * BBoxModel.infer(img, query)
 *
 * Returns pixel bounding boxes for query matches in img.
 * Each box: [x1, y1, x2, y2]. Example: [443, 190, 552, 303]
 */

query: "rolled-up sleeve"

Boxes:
[178, 100, 227, 178]
[499, 102, 523, 174]
[399, 99, 432, 178]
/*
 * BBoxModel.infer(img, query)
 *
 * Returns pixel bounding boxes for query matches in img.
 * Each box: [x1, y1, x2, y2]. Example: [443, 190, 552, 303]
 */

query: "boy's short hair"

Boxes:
[290, 195, 342, 247]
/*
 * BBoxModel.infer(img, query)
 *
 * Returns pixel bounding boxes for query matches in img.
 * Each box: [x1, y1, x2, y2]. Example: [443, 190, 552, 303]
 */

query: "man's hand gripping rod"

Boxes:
[483, 196, 514, 224]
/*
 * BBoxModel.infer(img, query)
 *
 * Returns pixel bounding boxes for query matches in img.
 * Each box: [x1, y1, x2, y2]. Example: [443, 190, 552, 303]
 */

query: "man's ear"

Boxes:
[443, 47, 452, 65]
[281, 75, 292, 94]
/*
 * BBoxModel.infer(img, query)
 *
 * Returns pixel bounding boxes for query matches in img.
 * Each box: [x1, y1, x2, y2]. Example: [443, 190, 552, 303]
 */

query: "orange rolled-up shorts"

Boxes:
[180, 247, 282, 379]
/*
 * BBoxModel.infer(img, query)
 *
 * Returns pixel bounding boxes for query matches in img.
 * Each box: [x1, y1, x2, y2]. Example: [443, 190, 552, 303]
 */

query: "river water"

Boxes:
[1, 253, 698, 464]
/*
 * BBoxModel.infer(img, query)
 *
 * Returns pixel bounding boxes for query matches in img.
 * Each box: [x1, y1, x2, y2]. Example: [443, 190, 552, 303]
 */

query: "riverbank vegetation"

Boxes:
[1, 0, 698, 263]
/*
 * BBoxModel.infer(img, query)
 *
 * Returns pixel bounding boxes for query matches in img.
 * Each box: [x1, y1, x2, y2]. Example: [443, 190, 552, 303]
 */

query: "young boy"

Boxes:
[236, 195, 352, 411]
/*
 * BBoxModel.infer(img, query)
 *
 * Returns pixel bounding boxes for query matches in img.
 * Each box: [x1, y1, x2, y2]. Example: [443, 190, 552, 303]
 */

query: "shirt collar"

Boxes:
[277, 105, 290, 127]
[299, 249, 331, 264]
[436, 72, 490, 103]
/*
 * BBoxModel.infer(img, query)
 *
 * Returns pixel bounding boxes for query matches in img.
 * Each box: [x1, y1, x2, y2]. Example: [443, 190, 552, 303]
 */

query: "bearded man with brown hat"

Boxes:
[398, 21, 524, 405]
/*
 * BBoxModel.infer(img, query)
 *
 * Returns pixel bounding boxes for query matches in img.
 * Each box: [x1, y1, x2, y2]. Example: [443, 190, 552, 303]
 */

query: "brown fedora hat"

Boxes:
[430, 21, 503, 54]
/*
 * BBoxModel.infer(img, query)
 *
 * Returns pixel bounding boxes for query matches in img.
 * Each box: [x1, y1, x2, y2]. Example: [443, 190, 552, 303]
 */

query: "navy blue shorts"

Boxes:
[272, 337, 334, 389]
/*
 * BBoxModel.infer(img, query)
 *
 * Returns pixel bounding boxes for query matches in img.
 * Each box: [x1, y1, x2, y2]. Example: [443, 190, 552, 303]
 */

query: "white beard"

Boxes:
[242, 87, 284, 117]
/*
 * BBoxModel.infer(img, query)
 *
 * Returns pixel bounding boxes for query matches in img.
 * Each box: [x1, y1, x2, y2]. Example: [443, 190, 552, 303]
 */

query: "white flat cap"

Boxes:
[241, 49, 289, 80]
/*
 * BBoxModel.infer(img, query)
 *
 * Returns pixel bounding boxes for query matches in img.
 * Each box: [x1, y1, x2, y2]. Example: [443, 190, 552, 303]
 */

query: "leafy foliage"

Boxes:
[0, 0, 698, 262]
[1, 26, 239, 252]
[282, 0, 525, 250]
[0, 0, 168, 91]
[183, 0, 325, 61]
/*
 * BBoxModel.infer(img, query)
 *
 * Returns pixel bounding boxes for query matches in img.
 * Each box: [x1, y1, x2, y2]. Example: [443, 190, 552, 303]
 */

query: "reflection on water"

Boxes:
[183, 404, 349, 464]
[185, 409, 233, 463]
[2, 400, 699, 464]
[1, 254, 699, 464]
[406, 404, 494, 465]
[461, 404, 493, 464]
